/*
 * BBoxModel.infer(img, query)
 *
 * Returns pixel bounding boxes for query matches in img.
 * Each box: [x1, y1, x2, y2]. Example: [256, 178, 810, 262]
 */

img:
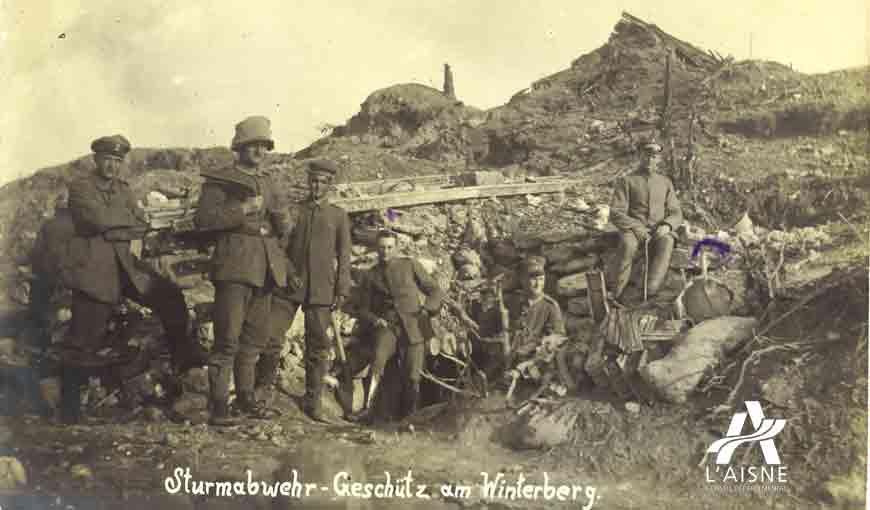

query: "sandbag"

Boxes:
[503, 399, 584, 450]
[639, 316, 758, 403]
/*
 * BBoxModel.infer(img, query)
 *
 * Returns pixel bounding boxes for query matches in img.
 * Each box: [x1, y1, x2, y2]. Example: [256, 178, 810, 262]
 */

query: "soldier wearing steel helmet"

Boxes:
[194, 116, 293, 425]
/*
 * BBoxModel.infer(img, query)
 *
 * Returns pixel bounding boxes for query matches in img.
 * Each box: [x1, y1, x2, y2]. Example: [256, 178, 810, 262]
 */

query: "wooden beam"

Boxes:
[338, 173, 455, 189]
[332, 180, 584, 213]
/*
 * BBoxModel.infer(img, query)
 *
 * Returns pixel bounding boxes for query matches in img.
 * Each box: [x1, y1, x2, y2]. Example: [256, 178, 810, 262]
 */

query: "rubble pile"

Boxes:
[1, 155, 850, 423]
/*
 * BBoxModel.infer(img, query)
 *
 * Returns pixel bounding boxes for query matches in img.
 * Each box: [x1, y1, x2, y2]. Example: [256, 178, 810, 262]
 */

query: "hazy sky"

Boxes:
[0, 0, 866, 183]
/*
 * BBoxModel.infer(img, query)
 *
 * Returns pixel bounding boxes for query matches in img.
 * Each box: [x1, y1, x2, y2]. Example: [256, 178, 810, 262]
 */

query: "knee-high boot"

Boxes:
[208, 364, 238, 426]
[304, 357, 328, 422]
[402, 380, 421, 419]
[254, 353, 281, 405]
[60, 365, 86, 425]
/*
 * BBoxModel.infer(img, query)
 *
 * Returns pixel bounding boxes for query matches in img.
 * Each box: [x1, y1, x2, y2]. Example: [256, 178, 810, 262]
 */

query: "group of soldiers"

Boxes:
[31, 114, 682, 427]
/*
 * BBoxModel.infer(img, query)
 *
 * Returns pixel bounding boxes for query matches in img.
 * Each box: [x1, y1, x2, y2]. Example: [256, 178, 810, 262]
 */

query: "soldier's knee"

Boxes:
[237, 343, 260, 361]
[305, 347, 330, 364]
[370, 361, 387, 378]
[656, 234, 675, 250]
[619, 232, 640, 252]
[262, 346, 282, 359]
[207, 353, 234, 369]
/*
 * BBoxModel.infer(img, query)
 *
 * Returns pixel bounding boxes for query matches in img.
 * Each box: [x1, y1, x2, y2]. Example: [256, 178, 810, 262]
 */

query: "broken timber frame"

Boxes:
[332, 180, 585, 213]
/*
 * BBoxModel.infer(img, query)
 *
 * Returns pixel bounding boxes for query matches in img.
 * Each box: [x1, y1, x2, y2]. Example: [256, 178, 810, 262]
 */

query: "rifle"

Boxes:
[494, 275, 512, 363]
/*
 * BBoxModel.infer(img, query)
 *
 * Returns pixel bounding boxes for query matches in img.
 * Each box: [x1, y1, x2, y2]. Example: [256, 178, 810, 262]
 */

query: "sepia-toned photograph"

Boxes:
[0, 1, 868, 509]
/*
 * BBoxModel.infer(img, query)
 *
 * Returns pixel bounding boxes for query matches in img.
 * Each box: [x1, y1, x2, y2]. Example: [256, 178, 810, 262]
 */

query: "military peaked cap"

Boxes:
[91, 135, 131, 159]
[522, 256, 547, 276]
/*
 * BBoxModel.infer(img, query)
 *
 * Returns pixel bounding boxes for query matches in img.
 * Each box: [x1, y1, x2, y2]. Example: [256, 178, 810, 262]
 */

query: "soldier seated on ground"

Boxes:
[350, 230, 444, 424]
[475, 256, 566, 397]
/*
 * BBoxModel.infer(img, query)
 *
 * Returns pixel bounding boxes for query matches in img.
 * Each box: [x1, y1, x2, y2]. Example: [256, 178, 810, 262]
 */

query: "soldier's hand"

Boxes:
[130, 239, 143, 259]
[516, 343, 536, 357]
[374, 318, 389, 330]
[332, 294, 346, 311]
[288, 275, 302, 291]
[633, 227, 650, 243]
[655, 224, 671, 238]
[242, 195, 264, 215]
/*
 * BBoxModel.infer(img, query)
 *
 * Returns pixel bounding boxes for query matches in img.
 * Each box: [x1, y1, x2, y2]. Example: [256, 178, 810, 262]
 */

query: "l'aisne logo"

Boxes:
[705, 401, 789, 486]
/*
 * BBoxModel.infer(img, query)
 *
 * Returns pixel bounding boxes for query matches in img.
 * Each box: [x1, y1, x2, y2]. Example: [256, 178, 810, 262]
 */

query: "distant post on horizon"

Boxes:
[443, 63, 456, 100]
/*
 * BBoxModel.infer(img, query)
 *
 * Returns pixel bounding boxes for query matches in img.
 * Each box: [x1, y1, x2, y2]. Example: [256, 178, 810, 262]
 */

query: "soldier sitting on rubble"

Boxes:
[350, 230, 444, 423]
[481, 256, 566, 399]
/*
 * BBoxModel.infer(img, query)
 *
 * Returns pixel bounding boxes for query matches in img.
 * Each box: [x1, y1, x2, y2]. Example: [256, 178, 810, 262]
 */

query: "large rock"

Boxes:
[0, 457, 26, 489]
[460, 170, 506, 186]
[502, 400, 584, 450]
[640, 317, 758, 403]
[556, 273, 589, 297]
[171, 393, 208, 416]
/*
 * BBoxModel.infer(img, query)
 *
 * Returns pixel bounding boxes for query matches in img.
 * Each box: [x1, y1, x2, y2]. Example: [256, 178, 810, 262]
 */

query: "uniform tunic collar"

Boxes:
[307, 196, 330, 209]
[236, 163, 265, 177]
[94, 175, 123, 192]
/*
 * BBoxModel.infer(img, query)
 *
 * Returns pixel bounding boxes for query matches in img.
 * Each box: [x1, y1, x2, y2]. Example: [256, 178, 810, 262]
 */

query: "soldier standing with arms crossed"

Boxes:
[269, 159, 351, 423]
[61, 135, 205, 424]
[194, 116, 292, 425]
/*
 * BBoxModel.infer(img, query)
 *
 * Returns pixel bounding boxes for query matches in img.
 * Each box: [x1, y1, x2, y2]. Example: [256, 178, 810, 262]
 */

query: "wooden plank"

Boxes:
[342, 173, 455, 188]
[331, 180, 584, 213]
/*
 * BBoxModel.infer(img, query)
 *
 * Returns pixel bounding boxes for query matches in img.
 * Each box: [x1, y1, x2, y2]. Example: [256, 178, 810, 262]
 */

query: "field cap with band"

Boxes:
[522, 256, 547, 277]
[231, 116, 275, 151]
[308, 159, 339, 177]
[637, 136, 662, 154]
[91, 135, 131, 159]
